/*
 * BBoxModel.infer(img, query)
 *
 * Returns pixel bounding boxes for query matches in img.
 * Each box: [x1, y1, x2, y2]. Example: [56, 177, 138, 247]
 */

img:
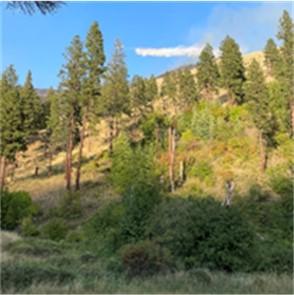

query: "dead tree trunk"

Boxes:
[65, 115, 74, 191]
[0, 156, 7, 191]
[168, 126, 176, 192]
[109, 117, 114, 156]
[34, 166, 39, 177]
[75, 116, 86, 191]
[259, 132, 268, 172]
[223, 180, 235, 207]
[179, 160, 185, 186]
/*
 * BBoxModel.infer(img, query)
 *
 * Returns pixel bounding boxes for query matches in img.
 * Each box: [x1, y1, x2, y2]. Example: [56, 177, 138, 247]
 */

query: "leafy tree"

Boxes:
[196, 43, 219, 98]
[277, 10, 294, 136]
[219, 36, 245, 104]
[75, 21, 105, 190]
[244, 59, 277, 171]
[264, 38, 283, 77]
[145, 75, 158, 104]
[59, 35, 86, 190]
[101, 39, 129, 154]
[130, 75, 149, 116]
[20, 70, 42, 139]
[0, 66, 25, 190]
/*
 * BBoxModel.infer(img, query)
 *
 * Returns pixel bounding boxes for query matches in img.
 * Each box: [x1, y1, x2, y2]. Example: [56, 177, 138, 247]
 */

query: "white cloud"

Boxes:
[135, 45, 204, 58]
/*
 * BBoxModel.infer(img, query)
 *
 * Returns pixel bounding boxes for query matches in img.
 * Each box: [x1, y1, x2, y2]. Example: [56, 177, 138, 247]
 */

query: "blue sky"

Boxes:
[1, 1, 292, 89]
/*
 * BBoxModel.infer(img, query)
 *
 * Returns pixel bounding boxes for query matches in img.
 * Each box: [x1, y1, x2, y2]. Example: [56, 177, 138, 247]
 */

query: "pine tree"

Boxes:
[75, 22, 105, 190]
[0, 66, 25, 190]
[244, 59, 277, 171]
[264, 38, 282, 77]
[101, 39, 129, 155]
[277, 10, 294, 136]
[196, 43, 219, 98]
[59, 35, 86, 190]
[219, 36, 246, 104]
[145, 75, 158, 104]
[178, 68, 198, 109]
[20, 70, 42, 140]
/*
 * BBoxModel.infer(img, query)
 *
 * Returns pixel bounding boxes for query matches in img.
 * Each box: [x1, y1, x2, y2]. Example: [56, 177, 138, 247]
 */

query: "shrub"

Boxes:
[1, 190, 37, 230]
[1, 261, 74, 292]
[20, 216, 39, 237]
[41, 218, 68, 241]
[120, 240, 171, 277]
[188, 161, 213, 181]
[57, 192, 82, 219]
[147, 197, 255, 271]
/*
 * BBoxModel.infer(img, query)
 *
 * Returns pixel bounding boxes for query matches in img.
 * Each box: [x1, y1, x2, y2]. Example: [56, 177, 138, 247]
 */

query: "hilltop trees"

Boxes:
[264, 39, 282, 77]
[101, 39, 129, 155]
[244, 59, 276, 171]
[219, 36, 246, 104]
[0, 66, 25, 190]
[59, 35, 86, 191]
[197, 43, 219, 98]
[75, 22, 105, 190]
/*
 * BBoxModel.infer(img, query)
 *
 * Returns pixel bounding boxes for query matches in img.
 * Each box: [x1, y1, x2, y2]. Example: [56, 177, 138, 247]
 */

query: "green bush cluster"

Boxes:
[1, 190, 37, 230]
[41, 218, 68, 241]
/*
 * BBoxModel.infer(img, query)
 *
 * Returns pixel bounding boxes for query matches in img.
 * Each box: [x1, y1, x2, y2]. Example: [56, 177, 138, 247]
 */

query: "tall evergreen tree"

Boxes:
[244, 59, 277, 171]
[178, 68, 198, 109]
[264, 38, 282, 77]
[196, 43, 219, 98]
[20, 70, 42, 139]
[219, 36, 246, 104]
[59, 35, 86, 190]
[101, 39, 129, 154]
[277, 10, 294, 136]
[0, 66, 25, 190]
[75, 22, 105, 190]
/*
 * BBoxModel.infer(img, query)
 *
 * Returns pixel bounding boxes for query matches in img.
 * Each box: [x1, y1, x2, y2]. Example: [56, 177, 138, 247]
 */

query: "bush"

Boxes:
[1, 190, 37, 230]
[20, 216, 39, 237]
[120, 240, 171, 277]
[147, 197, 255, 271]
[1, 261, 75, 292]
[42, 218, 68, 241]
[57, 192, 82, 219]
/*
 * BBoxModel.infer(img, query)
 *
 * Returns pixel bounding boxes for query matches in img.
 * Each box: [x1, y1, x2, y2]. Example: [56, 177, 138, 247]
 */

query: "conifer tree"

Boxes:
[219, 36, 245, 104]
[244, 59, 277, 171]
[277, 10, 294, 135]
[101, 39, 129, 155]
[145, 75, 158, 104]
[59, 35, 86, 190]
[196, 43, 219, 98]
[264, 38, 282, 77]
[20, 70, 42, 140]
[178, 68, 198, 109]
[75, 22, 105, 190]
[0, 66, 25, 190]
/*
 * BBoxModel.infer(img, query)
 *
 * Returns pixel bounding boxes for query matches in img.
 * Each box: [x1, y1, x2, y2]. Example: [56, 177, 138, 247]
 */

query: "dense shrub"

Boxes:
[1, 261, 75, 291]
[120, 240, 171, 277]
[57, 192, 82, 219]
[20, 216, 39, 237]
[1, 190, 37, 230]
[111, 134, 162, 242]
[147, 197, 255, 271]
[41, 218, 68, 241]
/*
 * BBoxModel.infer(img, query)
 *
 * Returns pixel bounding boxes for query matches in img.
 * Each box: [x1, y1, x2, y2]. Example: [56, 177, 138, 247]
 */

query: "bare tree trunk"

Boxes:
[168, 126, 176, 192]
[179, 160, 185, 185]
[75, 116, 86, 191]
[109, 117, 114, 156]
[223, 180, 235, 207]
[34, 166, 39, 177]
[65, 116, 74, 191]
[0, 156, 6, 191]
[259, 132, 268, 172]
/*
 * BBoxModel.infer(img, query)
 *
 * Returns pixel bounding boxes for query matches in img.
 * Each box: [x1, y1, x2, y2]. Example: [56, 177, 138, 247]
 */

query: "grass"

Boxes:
[1, 233, 293, 294]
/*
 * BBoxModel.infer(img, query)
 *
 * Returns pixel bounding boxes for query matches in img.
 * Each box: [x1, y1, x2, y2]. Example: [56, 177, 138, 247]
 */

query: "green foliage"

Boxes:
[57, 192, 82, 219]
[219, 36, 245, 104]
[111, 134, 161, 242]
[1, 260, 75, 292]
[188, 161, 213, 182]
[264, 38, 283, 77]
[20, 216, 39, 237]
[0, 65, 26, 161]
[197, 43, 219, 97]
[1, 190, 36, 230]
[147, 197, 255, 271]
[42, 218, 68, 241]
[120, 240, 171, 277]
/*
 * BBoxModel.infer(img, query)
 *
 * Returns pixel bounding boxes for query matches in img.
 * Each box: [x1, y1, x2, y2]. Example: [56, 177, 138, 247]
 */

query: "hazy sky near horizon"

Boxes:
[1, 1, 292, 89]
